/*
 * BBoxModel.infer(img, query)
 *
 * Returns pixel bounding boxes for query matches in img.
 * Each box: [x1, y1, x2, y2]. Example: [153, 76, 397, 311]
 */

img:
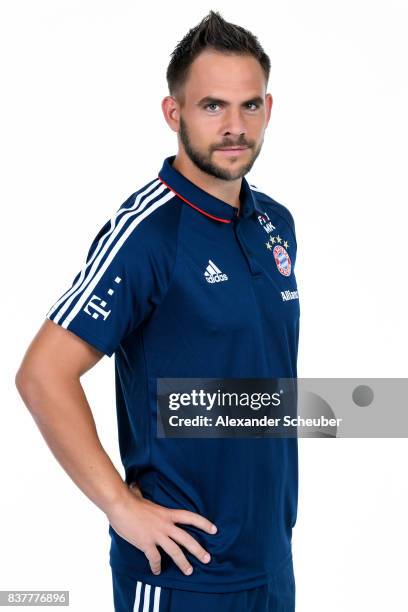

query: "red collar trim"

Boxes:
[158, 176, 232, 224]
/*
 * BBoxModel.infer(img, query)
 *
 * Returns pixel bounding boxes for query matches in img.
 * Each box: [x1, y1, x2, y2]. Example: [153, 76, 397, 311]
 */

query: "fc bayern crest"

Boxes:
[273, 245, 291, 276]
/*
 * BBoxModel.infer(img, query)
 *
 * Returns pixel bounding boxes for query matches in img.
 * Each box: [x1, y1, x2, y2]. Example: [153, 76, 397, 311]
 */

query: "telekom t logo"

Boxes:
[84, 275, 122, 320]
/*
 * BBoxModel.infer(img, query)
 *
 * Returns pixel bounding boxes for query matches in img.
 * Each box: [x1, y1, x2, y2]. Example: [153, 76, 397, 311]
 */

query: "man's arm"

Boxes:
[14, 319, 216, 576]
[15, 318, 131, 513]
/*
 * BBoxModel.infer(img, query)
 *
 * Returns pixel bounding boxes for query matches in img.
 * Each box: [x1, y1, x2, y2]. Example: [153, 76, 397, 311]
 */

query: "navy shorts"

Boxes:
[111, 556, 295, 611]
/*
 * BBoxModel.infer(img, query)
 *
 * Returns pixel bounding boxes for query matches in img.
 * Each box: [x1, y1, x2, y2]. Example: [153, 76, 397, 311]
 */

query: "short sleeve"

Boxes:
[46, 188, 178, 357]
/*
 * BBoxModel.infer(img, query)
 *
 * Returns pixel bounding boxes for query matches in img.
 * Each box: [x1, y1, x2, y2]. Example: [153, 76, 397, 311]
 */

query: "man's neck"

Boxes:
[171, 153, 242, 210]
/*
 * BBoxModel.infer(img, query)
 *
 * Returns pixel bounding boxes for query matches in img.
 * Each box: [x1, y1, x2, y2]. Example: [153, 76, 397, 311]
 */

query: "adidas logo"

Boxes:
[204, 259, 229, 283]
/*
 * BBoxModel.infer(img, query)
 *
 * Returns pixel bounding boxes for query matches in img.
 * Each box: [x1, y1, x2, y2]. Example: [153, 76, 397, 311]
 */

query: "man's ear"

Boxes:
[161, 96, 180, 133]
[265, 93, 273, 128]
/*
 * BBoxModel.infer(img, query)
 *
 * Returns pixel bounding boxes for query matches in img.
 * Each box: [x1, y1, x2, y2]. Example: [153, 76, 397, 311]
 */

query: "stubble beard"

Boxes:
[178, 116, 263, 181]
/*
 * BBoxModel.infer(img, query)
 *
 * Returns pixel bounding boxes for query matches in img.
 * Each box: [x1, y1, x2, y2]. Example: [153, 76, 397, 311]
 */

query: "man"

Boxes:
[15, 10, 300, 612]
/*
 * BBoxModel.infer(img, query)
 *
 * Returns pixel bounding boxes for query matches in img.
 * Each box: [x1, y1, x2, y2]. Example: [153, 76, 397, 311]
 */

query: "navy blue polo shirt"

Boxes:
[45, 154, 300, 593]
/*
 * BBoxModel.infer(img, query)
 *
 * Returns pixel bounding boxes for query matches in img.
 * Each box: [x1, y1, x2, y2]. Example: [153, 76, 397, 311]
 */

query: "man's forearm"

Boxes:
[16, 371, 131, 516]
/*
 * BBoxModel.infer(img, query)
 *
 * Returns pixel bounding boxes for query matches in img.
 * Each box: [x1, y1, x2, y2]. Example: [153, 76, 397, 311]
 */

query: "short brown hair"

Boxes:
[166, 10, 271, 103]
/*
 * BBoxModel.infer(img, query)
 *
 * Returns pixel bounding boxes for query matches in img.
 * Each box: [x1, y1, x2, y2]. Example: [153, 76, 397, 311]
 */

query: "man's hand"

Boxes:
[106, 484, 217, 576]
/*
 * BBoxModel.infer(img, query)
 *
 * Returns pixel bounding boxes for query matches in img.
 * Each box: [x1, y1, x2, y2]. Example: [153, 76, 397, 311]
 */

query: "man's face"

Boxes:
[175, 49, 272, 181]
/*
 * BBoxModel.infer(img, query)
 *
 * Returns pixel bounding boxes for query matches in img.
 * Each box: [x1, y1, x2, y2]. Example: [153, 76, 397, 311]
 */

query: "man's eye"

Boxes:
[204, 102, 259, 112]
[205, 103, 220, 112]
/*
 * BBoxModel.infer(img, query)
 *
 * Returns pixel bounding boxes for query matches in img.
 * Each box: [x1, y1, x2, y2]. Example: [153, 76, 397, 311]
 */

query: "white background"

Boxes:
[1, 1, 407, 610]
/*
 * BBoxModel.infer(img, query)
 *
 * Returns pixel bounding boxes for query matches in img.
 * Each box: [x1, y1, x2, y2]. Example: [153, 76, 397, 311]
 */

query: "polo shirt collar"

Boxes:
[158, 155, 262, 223]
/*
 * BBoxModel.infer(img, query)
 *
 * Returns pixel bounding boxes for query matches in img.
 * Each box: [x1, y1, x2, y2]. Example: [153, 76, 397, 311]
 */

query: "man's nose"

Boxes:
[222, 108, 247, 137]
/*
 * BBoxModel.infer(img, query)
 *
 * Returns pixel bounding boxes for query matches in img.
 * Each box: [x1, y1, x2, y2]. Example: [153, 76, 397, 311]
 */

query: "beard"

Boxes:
[178, 116, 263, 181]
